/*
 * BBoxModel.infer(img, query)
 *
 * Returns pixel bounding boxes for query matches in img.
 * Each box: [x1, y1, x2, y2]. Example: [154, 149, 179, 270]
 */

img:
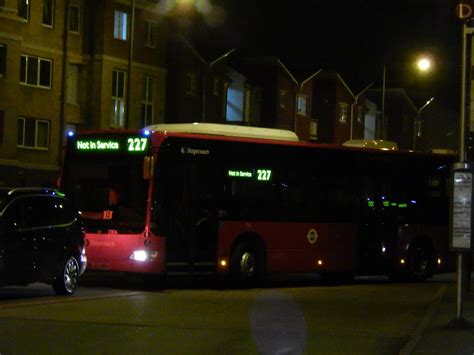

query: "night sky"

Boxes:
[172, 0, 462, 111]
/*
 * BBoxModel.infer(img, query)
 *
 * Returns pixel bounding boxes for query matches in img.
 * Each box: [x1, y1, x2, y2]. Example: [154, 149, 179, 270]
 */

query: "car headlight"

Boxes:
[129, 250, 159, 262]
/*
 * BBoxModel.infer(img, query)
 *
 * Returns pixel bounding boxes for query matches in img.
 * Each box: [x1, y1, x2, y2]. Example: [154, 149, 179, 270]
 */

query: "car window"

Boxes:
[23, 196, 58, 228]
[52, 198, 76, 225]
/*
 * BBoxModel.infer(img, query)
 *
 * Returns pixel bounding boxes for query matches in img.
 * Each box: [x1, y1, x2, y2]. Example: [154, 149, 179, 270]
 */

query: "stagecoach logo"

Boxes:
[307, 229, 318, 244]
[180, 147, 210, 156]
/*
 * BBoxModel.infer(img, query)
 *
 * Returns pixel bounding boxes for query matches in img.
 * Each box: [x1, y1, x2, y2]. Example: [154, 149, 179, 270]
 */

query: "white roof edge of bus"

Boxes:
[145, 123, 299, 142]
[343, 139, 398, 150]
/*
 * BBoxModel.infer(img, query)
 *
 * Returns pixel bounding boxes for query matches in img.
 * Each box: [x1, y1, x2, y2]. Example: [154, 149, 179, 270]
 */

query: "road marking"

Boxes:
[0, 291, 145, 310]
[399, 284, 446, 355]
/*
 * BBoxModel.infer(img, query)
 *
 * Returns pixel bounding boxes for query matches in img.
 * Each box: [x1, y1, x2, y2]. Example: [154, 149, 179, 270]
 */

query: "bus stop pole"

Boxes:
[455, 22, 469, 321]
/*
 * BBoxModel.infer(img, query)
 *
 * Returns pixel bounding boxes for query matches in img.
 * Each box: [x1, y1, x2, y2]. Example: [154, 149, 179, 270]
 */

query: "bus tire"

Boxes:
[230, 240, 264, 287]
[407, 243, 433, 281]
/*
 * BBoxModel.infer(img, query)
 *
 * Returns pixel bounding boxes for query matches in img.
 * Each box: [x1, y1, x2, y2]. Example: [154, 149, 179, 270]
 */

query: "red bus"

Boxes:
[59, 123, 456, 283]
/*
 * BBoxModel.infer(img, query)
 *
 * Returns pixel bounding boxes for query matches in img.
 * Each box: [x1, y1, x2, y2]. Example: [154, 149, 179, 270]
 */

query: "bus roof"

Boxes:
[145, 123, 300, 142]
[343, 139, 398, 150]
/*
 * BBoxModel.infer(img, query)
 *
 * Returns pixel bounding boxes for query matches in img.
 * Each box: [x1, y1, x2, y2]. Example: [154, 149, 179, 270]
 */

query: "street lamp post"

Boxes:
[412, 97, 434, 151]
[202, 49, 236, 122]
[381, 56, 432, 140]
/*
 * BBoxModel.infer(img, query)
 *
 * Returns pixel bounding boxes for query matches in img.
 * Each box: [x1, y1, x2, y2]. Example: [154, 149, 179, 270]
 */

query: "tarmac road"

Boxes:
[0, 273, 457, 354]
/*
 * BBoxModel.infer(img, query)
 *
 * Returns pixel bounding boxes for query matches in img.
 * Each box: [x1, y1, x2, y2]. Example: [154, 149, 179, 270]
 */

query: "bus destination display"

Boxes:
[72, 135, 151, 155]
[228, 168, 272, 181]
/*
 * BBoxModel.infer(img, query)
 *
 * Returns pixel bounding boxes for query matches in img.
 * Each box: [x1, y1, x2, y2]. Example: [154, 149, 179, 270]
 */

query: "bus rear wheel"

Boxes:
[230, 241, 264, 286]
[407, 245, 432, 281]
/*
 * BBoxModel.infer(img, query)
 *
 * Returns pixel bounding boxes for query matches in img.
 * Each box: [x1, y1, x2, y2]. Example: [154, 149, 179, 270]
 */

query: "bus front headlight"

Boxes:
[129, 250, 159, 262]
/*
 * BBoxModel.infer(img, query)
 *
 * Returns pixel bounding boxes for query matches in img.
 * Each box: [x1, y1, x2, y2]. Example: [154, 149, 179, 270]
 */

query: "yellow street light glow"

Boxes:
[317, 259, 323, 266]
[437, 258, 442, 265]
[417, 58, 432, 72]
[220, 259, 227, 267]
[400, 259, 406, 264]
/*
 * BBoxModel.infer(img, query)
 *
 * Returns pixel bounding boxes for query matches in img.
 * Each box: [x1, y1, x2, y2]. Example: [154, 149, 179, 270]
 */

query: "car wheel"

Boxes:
[52, 256, 80, 295]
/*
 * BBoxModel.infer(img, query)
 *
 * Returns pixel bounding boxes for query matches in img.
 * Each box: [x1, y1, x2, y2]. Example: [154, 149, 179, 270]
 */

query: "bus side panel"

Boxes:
[218, 222, 357, 274]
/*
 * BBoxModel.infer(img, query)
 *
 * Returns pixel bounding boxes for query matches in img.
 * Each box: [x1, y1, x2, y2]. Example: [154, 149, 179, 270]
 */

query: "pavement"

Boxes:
[402, 273, 474, 354]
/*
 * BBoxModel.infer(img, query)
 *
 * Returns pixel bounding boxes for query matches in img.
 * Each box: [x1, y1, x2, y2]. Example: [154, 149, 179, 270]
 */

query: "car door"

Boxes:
[0, 198, 38, 281]
[30, 196, 69, 278]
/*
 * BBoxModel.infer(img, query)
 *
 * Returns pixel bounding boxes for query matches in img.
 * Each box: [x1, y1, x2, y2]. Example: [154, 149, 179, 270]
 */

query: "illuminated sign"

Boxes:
[72, 135, 150, 155]
[227, 168, 272, 182]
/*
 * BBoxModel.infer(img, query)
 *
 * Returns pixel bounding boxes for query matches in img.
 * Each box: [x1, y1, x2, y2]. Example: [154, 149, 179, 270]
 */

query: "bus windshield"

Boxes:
[62, 156, 148, 233]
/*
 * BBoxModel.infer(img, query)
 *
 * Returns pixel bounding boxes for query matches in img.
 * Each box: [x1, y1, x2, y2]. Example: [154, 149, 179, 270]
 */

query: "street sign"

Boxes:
[450, 164, 473, 251]
[456, 1, 474, 21]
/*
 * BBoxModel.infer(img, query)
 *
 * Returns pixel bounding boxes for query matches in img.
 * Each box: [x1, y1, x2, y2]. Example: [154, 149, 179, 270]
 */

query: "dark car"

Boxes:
[0, 187, 86, 295]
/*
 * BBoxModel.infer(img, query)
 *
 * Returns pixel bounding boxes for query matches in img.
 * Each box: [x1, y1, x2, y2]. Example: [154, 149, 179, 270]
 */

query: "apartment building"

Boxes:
[0, 0, 168, 186]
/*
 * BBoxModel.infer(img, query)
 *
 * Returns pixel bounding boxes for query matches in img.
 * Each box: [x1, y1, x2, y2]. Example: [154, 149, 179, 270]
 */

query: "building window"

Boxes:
[297, 95, 307, 116]
[356, 106, 364, 123]
[111, 69, 126, 128]
[43, 0, 54, 27]
[17, 117, 50, 150]
[20, 54, 52, 89]
[114, 10, 128, 41]
[310, 119, 318, 141]
[339, 102, 348, 123]
[0, 44, 6, 77]
[141, 76, 154, 127]
[69, 5, 80, 33]
[18, 0, 29, 20]
[0, 110, 4, 145]
[280, 90, 287, 109]
[185, 72, 197, 95]
[144, 20, 157, 48]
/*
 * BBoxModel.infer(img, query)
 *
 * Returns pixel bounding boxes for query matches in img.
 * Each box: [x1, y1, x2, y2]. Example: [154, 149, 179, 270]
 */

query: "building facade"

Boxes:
[0, 0, 168, 186]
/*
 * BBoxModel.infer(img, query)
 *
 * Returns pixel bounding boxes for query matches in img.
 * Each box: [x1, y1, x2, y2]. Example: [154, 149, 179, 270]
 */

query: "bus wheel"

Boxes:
[230, 241, 264, 286]
[407, 245, 432, 281]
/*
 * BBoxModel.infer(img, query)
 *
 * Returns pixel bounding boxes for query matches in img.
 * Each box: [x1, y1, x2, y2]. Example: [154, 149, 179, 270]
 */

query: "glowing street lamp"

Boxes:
[416, 56, 433, 73]
[413, 97, 434, 150]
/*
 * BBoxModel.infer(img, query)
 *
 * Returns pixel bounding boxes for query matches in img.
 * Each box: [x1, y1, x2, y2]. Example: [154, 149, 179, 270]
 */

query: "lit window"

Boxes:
[144, 21, 157, 48]
[111, 69, 126, 128]
[20, 54, 52, 89]
[339, 102, 348, 123]
[69, 5, 80, 33]
[114, 10, 128, 41]
[297, 95, 307, 116]
[17, 117, 50, 149]
[18, 0, 29, 21]
[43, 0, 54, 27]
[186, 72, 197, 94]
[141, 76, 154, 127]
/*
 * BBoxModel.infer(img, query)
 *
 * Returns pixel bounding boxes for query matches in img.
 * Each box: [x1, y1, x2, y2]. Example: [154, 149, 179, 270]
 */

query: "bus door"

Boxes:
[163, 161, 219, 273]
[357, 175, 397, 274]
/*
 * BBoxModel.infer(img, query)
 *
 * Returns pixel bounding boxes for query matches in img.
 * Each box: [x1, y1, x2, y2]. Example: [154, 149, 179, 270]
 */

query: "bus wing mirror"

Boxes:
[143, 156, 155, 180]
